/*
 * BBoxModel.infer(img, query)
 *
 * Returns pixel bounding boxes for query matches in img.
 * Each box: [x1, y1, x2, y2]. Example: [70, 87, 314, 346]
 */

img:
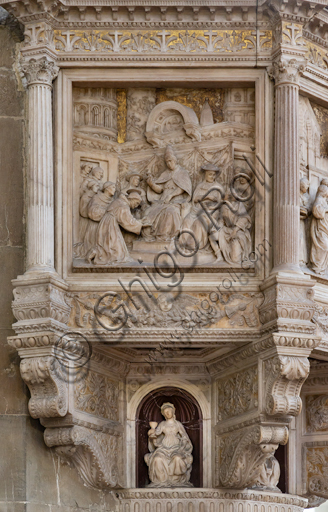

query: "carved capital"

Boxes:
[270, 58, 306, 87]
[20, 356, 68, 418]
[44, 426, 122, 489]
[264, 354, 310, 416]
[20, 56, 59, 87]
[218, 425, 288, 489]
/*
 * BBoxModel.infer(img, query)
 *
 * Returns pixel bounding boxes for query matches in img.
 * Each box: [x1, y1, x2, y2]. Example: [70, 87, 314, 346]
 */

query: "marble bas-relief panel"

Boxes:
[65, 290, 264, 333]
[72, 86, 256, 270]
[298, 98, 328, 277]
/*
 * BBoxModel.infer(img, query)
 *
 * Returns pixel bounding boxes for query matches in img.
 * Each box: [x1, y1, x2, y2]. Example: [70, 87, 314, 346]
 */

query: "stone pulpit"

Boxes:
[2, 1, 328, 511]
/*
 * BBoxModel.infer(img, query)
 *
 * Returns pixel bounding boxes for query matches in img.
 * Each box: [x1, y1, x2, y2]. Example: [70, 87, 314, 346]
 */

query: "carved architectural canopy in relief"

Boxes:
[3, 0, 328, 503]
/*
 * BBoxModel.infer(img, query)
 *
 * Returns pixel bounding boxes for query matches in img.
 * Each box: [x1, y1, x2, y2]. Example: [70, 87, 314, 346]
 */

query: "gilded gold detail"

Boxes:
[53, 29, 272, 54]
[117, 89, 127, 144]
[156, 88, 224, 124]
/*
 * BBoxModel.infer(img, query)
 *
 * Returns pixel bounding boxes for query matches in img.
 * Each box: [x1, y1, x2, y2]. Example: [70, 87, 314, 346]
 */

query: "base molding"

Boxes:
[115, 489, 308, 512]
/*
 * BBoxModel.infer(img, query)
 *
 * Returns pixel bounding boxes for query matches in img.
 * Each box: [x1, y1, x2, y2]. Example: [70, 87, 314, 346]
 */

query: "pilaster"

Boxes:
[20, 56, 59, 274]
[272, 57, 306, 274]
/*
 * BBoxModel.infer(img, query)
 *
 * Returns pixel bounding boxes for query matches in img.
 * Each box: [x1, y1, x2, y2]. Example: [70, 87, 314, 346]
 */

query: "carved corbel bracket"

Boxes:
[218, 425, 288, 489]
[44, 426, 122, 490]
[264, 353, 310, 417]
[20, 355, 68, 418]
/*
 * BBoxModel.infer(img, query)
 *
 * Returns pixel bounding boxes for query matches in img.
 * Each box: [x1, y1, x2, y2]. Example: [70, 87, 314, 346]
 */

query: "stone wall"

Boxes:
[0, 17, 117, 512]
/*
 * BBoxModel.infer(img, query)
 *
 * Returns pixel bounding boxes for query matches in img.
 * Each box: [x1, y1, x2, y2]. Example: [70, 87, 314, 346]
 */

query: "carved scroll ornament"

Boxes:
[45, 426, 122, 489]
[264, 355, 310, 416]
[218, 425, 288, 490]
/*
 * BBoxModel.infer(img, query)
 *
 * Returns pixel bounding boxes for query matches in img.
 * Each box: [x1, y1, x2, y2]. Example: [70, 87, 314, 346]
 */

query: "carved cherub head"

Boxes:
[157, 293, 174, 312]
[161, 402, 176, 420]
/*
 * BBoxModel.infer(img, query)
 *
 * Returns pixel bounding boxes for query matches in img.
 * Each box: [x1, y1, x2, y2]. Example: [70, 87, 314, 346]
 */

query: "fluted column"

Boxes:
[21, 57, 59, 273]
[272, 58, 305, 274]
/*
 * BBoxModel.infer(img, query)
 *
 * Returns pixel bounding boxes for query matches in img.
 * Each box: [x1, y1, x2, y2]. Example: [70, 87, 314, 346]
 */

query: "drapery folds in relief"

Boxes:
[145, 402, 193, 488]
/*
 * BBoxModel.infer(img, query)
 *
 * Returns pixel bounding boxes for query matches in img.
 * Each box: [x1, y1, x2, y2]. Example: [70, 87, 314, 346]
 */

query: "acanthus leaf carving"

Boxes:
[218, 425, 288, 489]
[20, 56, 59, 87]
[306, 395, 328, 433]
[44, 426, 122, 489]
[305, 445, 328, 500]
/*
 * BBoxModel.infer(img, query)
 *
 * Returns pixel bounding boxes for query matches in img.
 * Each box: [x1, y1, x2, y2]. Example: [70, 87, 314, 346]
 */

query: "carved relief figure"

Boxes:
[80, 181, 117, 258]
[232, 167, 255, 232]
[255, 455, 280, 490]
[181, 163, 224, 257]
[87, 191, 150, 265]
[74, 165, 104, 256]
[142, 145, 192, 242]
[311, 184, 328, 274]
[300, 177, 311, 266]
[214, 191, 252, 265]
[121, 170, 147, 218]
[145, 402, 193, 488]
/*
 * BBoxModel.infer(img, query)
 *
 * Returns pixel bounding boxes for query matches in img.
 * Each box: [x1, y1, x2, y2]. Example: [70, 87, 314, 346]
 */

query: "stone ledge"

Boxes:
[115, 489, 308, 512]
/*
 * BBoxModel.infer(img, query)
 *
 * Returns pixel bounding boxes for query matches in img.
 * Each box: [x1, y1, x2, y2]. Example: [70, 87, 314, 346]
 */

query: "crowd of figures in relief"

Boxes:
[73, 87, 256, 267]
[74, 145, 254, 267]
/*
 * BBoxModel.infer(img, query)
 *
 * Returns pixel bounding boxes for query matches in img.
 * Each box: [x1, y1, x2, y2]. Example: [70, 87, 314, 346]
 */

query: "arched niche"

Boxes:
[136, 387, 203, 488]
[126, 379, 211, 489]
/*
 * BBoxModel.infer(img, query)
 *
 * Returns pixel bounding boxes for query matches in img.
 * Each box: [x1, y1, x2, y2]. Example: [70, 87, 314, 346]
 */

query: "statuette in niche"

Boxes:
[299, 177, 311, 267]
[145, 402, 193, 488]
[311, 184, 328, 275]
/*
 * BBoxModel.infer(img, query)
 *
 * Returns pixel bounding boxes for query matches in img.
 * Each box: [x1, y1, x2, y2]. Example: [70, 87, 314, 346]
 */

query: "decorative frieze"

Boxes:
[52, 29, 272, 55]
[116, 488, 307, 512]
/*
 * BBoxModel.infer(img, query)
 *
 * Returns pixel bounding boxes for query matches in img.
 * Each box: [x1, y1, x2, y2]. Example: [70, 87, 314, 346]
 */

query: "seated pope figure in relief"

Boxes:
[145, 402, 193, 488]
[142, 145, 192, 242]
